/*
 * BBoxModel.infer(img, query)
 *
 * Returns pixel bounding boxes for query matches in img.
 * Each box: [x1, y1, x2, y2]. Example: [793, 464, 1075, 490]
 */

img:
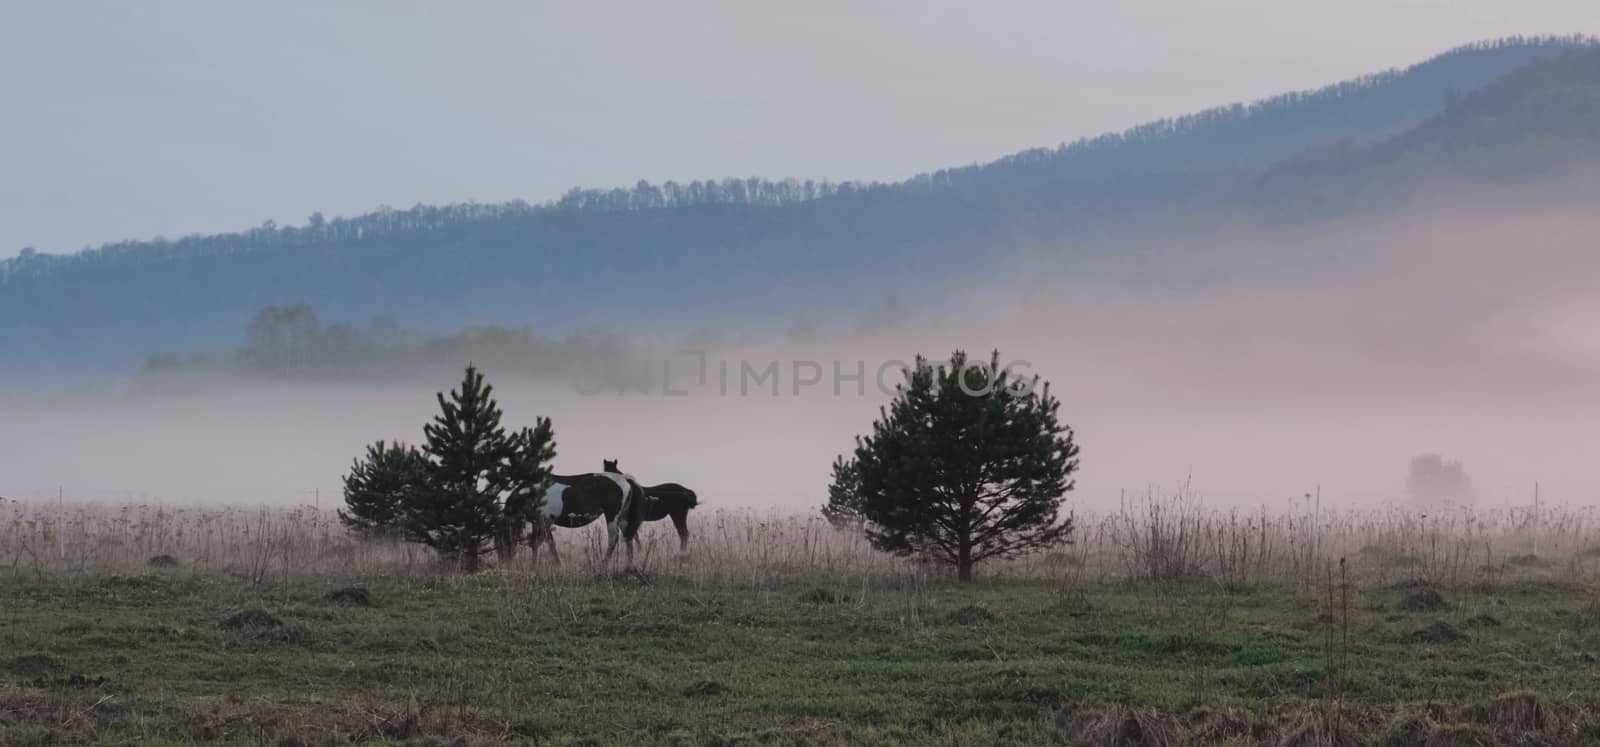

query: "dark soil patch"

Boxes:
[221, 607, 283, 629]
[683, 680, 725, 698]
[1463, 614, 1501, 627]
[1408, 621, 1465, 644]
[146, 554, 179, 568]
[1400, 588, 1448, 612]
[324, 587, 372, 607]
[1391, 577, 1433, 590]
[946, 605, 998, 626]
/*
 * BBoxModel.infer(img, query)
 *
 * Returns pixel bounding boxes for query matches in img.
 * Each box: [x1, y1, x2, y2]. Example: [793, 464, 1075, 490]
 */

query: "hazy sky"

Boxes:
[2, 1, 1595, 257]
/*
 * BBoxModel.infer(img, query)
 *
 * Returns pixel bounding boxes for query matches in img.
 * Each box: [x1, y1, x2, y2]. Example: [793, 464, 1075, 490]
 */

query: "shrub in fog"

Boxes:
[826, 350, 1079, 581]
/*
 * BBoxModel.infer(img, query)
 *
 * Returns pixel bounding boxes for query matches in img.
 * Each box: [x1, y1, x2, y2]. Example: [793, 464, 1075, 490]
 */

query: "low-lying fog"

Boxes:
[3, 183, 1598, 513]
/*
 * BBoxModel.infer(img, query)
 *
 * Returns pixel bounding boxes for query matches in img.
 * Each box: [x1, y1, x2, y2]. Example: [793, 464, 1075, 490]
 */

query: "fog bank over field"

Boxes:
[4, 184, 1598, 513]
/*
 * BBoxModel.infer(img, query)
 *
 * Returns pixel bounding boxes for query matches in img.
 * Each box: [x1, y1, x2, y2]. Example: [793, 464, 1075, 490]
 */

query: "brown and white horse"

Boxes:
[529, 459, 644, 566]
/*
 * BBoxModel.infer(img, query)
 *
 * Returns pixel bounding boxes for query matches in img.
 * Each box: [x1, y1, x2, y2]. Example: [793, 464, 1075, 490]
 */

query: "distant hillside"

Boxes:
[1248, 42, 1600, 213]
[1, 36, 1593, 375]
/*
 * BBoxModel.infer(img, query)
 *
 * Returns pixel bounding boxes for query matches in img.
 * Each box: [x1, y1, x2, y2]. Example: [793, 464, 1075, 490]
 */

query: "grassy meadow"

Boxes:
[3, 498, 1600, 745]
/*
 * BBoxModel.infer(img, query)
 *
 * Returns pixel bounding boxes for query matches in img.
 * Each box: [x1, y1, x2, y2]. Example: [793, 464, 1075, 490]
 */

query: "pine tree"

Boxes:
[338, 440, 427, 537]
[821, 456, 864, 530]
[405, 364, 516, 572]
[826, 350, 1079, 581]
[495, 419, 558, 561]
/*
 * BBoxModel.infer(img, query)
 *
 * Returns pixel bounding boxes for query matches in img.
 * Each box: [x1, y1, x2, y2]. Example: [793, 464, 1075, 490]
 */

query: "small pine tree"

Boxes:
[495, 420, 558, 561]
[405, 364, 516, 572]
[821, 456, 864, 530]
[338, 440, 427, 536]
[826, 350, 1079, 581]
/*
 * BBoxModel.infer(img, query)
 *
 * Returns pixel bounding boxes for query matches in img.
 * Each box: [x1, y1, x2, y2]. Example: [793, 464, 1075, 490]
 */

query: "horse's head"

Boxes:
[603, 458, 619, 473]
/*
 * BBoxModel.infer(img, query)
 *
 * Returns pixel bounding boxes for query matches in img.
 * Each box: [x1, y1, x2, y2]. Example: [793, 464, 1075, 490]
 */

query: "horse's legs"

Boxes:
[672, 510, 690, 554]
[603, 514, 621, 562]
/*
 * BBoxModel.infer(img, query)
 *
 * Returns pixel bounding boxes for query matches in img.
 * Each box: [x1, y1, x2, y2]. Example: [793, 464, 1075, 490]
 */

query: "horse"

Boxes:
[622, 482, 701, 554]
[528, 460, 644, 566]
[599, 460, 701, 554]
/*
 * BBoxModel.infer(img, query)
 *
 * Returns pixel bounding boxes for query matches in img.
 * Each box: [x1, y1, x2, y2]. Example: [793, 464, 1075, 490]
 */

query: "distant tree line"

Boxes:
[137, 304, 641, 386]
[0, 178, 854, 286]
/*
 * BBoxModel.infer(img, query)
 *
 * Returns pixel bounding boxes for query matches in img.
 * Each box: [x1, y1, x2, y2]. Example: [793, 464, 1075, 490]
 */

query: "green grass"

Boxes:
[3, 568, 1600, 744]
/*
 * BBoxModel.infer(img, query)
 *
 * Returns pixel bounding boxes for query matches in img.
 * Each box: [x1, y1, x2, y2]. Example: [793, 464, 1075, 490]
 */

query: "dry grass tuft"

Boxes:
[1274, 711, 1364, 747]
[1463, 691, 1549, 733]
[1420, 722, 1494, 746]
[1055, 705, 1181, 747]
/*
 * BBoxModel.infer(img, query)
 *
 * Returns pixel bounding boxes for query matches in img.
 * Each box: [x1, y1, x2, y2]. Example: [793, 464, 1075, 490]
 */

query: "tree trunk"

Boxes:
[957, 541, 973, 582]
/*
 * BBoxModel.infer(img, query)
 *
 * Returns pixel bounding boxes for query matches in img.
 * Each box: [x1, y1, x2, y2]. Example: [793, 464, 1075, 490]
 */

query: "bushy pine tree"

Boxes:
[338, 440, 428, 536]
[337, 364, 557, 571]
[496, 420, 557, 560]
[826, 350, 1079, 581]
[404, 364, 516, 572]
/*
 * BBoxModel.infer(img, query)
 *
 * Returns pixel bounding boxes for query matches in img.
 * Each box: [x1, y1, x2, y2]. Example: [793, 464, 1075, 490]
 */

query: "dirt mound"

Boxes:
[324, 587, 372, 607]
[221, 607, 283, 629]
[1401, 588, 1448, 612]
[946, 605, 998, 626]
[1408, 621, 1466, 644]
[146, 554, 179, 568]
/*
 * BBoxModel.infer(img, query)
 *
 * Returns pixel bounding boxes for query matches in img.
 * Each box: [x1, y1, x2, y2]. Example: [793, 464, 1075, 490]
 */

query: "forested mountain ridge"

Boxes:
[1, 36, 1595, 376]
[1245, 42, 1600, 214]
